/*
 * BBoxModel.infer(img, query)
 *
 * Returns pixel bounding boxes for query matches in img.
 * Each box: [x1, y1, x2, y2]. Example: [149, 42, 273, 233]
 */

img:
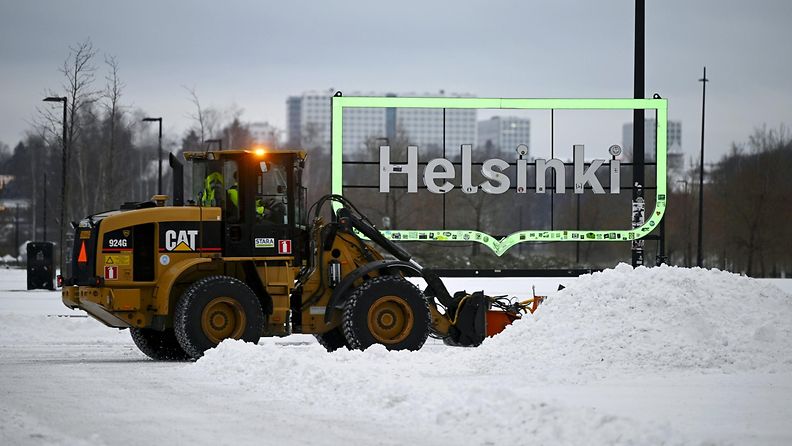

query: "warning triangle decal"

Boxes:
[78, 241, 88, 263]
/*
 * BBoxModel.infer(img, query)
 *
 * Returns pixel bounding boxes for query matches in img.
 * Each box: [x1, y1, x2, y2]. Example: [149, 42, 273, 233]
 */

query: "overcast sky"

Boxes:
[1, 0, 790, 162]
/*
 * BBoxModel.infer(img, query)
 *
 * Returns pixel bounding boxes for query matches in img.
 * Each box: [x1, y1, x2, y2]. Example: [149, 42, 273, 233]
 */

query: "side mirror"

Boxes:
[277, 185, 286, 194]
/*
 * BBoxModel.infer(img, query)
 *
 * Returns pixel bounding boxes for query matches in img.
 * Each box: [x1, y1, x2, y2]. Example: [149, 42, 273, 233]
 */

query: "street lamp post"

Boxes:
[142, 117, 163, 195]
[42, 96, 67, 271]
[697, 67, 709, 268]
[42, 173, 47, 241]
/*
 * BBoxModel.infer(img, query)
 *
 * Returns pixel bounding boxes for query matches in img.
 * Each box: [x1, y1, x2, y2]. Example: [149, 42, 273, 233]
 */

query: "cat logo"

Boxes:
[165, 229, 198, 251]
[122, 229, 131, 238]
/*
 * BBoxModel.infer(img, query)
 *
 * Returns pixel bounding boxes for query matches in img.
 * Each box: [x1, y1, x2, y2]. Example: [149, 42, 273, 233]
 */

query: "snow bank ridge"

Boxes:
[487, 263, 792, 374]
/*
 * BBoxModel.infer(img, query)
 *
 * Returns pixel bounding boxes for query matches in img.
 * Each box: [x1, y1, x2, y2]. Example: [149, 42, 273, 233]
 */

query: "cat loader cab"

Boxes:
[186, 148, 308, 260]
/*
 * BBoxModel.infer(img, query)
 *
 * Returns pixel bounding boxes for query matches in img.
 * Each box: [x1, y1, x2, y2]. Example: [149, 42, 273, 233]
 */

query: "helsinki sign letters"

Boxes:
[331, 96, 667, 256]
[379, 144, 621, 195]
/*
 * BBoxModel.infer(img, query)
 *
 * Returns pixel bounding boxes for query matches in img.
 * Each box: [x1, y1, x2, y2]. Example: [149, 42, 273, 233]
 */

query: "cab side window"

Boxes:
[257, 162, 288, 224]
[224, 160, 240, 222]
[198, 171, 224, 207]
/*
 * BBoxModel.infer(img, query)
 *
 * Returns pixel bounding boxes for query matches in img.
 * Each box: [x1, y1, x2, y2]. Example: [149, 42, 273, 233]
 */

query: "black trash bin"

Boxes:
[27, 242, 56, 290]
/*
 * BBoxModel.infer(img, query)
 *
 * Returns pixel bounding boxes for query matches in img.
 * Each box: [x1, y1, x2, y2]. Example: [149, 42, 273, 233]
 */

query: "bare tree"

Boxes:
[456, 140, 500, 256]
[61, 40, 98, 219]
[222, 118, 253, 151]
[302, 122, 331, 206]
[0, 141, 10, 164]
[184, 86, 207, 142]
[184, 86, 221, 143]
[35, 39, 97, 265]
[709, 125, 791, 275]
[363, 126, 415, 229]
[101, 54, 124, 209]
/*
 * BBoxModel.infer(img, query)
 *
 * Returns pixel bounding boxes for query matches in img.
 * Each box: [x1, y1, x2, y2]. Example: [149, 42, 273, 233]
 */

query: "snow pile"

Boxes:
[193, 340, 687, 445]
[484, 264, 792, 375]
[3, 268, 792, 444]
[190, 264, 792, 444]
[188, 265, 790, 443]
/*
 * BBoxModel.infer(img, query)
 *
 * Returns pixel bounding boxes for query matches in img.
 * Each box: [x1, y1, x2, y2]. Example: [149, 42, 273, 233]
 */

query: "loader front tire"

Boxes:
[174, 276, 264, 359]
[342, 275, 430, 351]
[314, 327, 350, 352]
[131, 327, 191, 361]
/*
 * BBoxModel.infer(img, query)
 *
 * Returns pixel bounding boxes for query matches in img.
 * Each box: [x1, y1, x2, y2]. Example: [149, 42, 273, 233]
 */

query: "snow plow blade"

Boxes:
[443, 293, 545, 347]
[485, 310, 521, 337]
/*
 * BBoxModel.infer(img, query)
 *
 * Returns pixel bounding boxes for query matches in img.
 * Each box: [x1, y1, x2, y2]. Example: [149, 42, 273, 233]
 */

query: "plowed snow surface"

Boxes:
[1, 266, 791, 445]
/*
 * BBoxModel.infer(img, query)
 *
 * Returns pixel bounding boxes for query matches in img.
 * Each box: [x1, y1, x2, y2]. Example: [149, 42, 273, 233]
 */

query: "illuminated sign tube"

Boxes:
[331, 96, 667, 256]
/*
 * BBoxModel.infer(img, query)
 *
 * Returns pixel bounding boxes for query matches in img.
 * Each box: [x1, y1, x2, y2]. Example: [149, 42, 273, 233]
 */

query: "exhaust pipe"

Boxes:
[169, 153, 184, 206]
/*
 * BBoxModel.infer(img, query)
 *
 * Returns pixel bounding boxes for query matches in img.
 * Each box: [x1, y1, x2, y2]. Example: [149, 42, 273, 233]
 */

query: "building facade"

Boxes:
[286, 91, 477, 157]
[622, 119, 683, 166]
[248, 122, 281, 148]
[285, 96, 302, 147]
[622, 119, 685, 189]
[477, 116, 531, 157]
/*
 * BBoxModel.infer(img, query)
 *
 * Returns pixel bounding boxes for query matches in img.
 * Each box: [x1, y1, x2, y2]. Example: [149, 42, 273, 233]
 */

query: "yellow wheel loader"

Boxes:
[60, 149, 537, 360]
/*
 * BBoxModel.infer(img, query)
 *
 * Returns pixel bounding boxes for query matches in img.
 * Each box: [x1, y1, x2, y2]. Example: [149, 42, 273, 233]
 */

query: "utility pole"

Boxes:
[576, 194, 581, 264]
[42, 173, 47, 241]
[631, 0, 646, 267]
[14, 204, 19, 257]
[697, 67, 709, 268]
[42, 96, 67, 270]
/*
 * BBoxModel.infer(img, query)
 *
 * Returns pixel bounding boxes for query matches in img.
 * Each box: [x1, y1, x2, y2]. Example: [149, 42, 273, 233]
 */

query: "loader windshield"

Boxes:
[187, 151, 296, 226]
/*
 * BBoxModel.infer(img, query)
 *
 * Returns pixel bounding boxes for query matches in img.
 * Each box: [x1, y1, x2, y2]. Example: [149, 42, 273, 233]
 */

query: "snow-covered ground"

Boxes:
[1, 267, 791, 445]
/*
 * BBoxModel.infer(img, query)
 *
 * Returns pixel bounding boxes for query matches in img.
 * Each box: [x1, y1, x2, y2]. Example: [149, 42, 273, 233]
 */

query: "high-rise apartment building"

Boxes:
[285, 96, 302, 147]
[622, 119, 685, 188]
[393, 105, 476, 156]
[622, 119, 683, 167]
[286, 91, 477, 155]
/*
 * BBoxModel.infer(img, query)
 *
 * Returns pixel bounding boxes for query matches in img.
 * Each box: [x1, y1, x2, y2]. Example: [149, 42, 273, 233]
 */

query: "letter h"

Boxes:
[379, 145, 418, 193]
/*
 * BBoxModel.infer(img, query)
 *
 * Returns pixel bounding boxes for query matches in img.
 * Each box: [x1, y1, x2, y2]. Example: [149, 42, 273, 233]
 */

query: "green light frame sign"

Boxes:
[331, 96, 667, 256]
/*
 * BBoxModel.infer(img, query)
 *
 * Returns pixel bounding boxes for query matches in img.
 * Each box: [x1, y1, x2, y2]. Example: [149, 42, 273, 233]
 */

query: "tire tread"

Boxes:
[130, 327, 191, 361]
[174, 275, 264, 359]
[342, 275, 430, 351]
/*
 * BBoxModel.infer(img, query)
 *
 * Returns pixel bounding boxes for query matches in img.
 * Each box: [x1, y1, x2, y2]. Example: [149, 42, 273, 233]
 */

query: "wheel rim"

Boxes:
[367, 295, 414, 344]
[201, 297, 247, 344]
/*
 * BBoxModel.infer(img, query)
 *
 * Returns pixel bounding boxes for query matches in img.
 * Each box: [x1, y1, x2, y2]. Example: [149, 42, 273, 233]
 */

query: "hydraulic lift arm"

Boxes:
[336, 207, 455, 309]
[309, 195, 539, 347]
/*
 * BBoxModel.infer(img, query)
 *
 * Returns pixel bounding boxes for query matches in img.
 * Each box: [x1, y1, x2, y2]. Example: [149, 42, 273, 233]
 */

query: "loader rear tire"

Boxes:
[174, 275, 264, 359]
[314, 328, 350, 352]
[342, 275, 430, 351]
[130, 327, 191, 361]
